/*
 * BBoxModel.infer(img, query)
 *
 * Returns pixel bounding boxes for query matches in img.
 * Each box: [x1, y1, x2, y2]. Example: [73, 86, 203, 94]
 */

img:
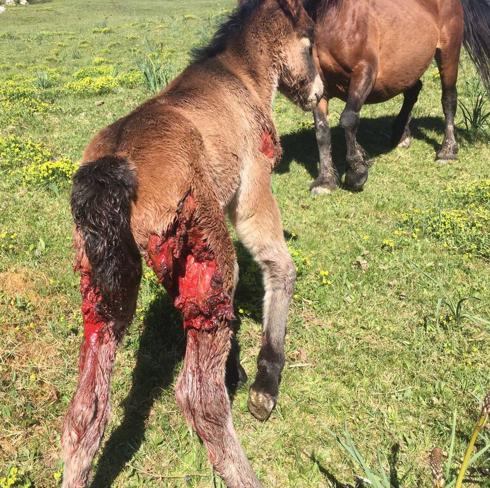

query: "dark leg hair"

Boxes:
[230, 177, 296, 422]
[435, 46, 460, 162]
[391, 80, 423, 148]
[310, 98, 338, 195]
[340, 60, 377, 191]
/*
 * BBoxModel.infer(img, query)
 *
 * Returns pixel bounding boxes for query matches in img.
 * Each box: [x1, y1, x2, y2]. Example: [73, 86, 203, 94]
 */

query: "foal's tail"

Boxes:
[71, 156, 140, 297]
[461, 0, 490, 93]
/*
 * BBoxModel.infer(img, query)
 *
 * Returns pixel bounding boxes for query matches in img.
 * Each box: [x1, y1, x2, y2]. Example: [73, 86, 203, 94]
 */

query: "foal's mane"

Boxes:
[191, 0, 263, 62]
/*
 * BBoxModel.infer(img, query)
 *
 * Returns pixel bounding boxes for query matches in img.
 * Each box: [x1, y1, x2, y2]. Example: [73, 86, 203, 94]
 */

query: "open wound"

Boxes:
[146, 194, 234, 331]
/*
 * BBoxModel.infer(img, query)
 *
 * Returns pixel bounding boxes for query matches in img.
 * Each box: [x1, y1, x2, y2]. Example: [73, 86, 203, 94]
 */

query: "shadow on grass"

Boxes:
[90, 292, 185, 488]
[311, 443, 403, 488]
[278, 115, 472, 181]
[90, 244, 264, 487]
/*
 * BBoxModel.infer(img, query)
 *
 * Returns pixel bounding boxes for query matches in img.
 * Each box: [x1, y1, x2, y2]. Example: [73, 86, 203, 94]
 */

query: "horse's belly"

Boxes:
[367, 0, 439, 101]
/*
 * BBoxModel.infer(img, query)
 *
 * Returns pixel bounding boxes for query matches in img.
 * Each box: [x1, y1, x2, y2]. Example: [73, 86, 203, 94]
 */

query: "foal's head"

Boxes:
[272, 0, 324, 110]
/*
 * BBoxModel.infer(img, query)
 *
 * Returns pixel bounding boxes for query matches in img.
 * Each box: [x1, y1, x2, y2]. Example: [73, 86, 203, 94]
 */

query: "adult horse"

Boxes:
[303, 0, 490, 194]
[61, 1, 322, 487]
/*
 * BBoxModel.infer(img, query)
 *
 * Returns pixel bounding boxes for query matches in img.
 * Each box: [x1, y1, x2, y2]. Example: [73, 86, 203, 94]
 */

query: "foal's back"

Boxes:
[81, 60, 253, 243]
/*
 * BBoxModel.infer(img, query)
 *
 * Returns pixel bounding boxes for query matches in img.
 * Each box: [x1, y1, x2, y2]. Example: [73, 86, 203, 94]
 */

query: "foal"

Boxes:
[61, 1, 323, 486]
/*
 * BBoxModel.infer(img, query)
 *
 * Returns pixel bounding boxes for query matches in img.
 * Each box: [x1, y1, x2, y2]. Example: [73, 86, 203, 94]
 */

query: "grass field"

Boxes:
[0, 1, 489, 486]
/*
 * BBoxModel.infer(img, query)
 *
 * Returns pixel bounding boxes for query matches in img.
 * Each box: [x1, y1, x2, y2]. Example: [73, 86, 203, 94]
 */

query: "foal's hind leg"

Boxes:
[340, 60, 377, 191]
[62, 246, 141, 487]
[231, 172, 295, 421]
[178, 327, 261, 487]
[391, 80, 423, 148]
[147, 196, 261, 487]
[310, 98, 338, 195]
[435, 39, 462, 162]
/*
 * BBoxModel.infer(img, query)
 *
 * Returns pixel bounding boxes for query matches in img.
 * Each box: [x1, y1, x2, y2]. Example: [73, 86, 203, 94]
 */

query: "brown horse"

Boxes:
[61, 1, 322, 487]
[303, 0, 490, 194]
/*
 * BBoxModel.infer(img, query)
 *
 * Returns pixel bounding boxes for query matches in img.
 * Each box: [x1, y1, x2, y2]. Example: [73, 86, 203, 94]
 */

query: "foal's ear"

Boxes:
[277, 0, 304, 23]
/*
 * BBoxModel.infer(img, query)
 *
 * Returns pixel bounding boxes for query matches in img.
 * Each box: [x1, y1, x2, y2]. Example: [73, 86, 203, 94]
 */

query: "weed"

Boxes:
[459, 79, 490, 139]
[401, 180, 490, 260]
[138, 54, 176, 93]
[34, 71, 54, 89]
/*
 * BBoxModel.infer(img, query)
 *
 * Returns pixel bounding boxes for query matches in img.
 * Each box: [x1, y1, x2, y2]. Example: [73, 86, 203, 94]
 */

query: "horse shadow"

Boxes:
[90, 243, 263, 487]
[278, 115, 460, 180]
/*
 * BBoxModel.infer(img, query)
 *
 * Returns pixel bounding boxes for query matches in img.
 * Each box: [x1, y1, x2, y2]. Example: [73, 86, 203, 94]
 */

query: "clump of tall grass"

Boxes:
[136, 41, 177, 93]
[324, 392, 489, 487]
[459, 78, 490, 140]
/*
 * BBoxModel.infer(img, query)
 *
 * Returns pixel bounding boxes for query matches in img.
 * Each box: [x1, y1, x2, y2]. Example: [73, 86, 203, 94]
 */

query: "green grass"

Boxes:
[0, 1, 489, 487]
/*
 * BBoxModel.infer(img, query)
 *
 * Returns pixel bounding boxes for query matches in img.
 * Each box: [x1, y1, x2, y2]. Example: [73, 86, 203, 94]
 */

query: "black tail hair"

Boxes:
[461, 0, 490, 94]
[71, 156, 141, 298]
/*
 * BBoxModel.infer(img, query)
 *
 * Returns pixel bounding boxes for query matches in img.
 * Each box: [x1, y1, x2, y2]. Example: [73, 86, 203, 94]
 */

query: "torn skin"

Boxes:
[77, 271, 111, 373]
[260, 130, 276, 159]
[146, 195, 234, 331]
[80, 272, 106, 342]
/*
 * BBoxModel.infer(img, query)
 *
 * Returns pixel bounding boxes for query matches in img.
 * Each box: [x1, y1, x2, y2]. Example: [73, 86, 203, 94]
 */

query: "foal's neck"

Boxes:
[219, 22, 283, 112]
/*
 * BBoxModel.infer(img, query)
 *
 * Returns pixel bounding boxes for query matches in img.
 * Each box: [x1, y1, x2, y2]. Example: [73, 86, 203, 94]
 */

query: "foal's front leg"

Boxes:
[231, 173, 296, 421]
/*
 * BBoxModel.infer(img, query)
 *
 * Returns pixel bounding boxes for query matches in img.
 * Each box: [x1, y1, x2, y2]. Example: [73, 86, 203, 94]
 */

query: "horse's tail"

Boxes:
[461, 0, 490, 93]
[71, 156, 140, 298]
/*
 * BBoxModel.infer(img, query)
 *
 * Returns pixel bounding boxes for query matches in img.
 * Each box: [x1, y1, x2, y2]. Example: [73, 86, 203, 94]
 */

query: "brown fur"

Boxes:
[305, 0, 466, 193]
[62, 1, 322, 487]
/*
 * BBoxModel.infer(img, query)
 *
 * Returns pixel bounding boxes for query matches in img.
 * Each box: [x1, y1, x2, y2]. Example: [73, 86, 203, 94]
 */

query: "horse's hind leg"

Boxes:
[310, 98, 338, 195]
[62, 242, 141, 487]
[391, 80, 423, 148]
[435, 37, 462, 162]
[340, 60, 377, 191]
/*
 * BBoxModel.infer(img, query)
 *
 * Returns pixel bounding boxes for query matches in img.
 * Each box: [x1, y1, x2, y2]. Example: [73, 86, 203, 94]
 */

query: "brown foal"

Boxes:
[62, 1, 323, 487]
[303, 0, 490, 194]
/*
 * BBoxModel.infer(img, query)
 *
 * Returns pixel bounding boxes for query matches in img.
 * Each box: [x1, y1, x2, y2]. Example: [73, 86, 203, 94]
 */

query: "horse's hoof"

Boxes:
[397, 136, 411, 148]
[310, 177, 337, 196]
[436, 153, 457, 165]
[436, 158, 455, 165]
[344, 169, 368, 192]
[248, 387, 276, 421]
[310, 184, 335, 196]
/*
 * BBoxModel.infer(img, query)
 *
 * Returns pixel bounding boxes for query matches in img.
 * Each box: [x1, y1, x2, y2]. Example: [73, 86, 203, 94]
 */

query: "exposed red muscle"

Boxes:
[260, 130, 276, 159]
[79, 272, 106, 343]
[146, 195, 233, 331]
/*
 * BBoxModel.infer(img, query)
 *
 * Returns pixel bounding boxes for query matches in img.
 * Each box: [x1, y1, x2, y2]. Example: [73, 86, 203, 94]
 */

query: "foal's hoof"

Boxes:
[248, 387, 276, 421]
[310, 177, 337, 196]
[344, 168, 369, 192]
